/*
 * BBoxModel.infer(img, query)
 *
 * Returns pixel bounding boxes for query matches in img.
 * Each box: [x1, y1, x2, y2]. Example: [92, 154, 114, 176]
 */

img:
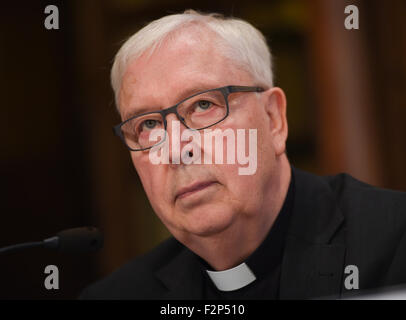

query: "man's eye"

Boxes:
[194, 100, 213, 112]
[141, 119, 158, 131]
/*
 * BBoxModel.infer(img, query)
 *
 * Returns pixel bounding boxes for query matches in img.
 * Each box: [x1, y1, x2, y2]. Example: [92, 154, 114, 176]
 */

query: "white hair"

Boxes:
[111, 9, 273, 108]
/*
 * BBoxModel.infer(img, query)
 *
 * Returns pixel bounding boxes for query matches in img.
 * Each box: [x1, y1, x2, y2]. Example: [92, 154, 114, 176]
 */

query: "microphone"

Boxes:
[0, 227, 103, 254]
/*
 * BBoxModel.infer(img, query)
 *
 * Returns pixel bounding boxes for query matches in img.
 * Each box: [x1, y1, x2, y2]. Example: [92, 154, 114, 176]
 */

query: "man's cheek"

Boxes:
[148, 177, 172, 207]
[133, 152, 153, 167]
[135, 170, 156, 201]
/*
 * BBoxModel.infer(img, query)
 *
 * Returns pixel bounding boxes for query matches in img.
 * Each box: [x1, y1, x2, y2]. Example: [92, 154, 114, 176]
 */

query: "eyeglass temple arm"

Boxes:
[113, 125, 121, 136]
[228, 86, 265, 93]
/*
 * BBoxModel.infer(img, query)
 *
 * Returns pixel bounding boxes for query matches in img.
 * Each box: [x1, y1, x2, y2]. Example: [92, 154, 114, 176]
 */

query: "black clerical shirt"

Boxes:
[197, 172, 295, 299]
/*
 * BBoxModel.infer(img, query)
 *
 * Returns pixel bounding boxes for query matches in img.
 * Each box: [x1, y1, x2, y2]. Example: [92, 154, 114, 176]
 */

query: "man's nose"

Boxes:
[165, 114, 192, 164]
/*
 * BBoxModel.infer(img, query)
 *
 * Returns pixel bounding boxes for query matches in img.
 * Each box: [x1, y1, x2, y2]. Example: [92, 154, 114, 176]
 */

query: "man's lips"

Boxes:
[175, 181, 217, 200]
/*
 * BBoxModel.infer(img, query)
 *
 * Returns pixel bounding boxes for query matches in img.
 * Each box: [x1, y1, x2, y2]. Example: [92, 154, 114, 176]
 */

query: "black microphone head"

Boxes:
[56, 227, 103, 252]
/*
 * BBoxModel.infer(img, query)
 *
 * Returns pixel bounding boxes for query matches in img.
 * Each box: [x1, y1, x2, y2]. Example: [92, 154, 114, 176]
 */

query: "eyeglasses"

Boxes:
[113, 85, 264, 151]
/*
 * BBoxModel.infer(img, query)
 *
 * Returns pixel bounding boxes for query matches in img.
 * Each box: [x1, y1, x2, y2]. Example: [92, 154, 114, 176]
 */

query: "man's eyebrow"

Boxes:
[123, 106, 155, 121]
[123, 84, 222, 121]
[178, 84, 218, 100]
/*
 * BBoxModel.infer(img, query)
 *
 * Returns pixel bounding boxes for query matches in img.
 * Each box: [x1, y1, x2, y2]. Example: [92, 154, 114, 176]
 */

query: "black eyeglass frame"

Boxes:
[113, 85, 265, 151]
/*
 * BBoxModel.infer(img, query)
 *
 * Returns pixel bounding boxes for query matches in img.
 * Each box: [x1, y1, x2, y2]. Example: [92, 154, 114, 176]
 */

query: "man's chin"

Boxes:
[179, 206, 236, 238]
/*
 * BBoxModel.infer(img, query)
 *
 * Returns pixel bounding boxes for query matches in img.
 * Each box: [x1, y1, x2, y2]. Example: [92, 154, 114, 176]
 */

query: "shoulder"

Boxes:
[79, 237, 184, 300]
[323, 173, 406, 286]
[294, 167, 406, 242]
[324, 172, 406, 224]
[325, 172, 406, 262]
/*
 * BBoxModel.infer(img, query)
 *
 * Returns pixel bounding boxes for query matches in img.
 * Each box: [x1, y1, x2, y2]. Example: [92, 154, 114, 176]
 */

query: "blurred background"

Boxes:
[1, 0, 405, 299]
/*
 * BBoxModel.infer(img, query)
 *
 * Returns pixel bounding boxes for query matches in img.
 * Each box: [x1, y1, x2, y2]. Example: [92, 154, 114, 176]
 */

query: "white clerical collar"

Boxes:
[206, 262, 256, 292]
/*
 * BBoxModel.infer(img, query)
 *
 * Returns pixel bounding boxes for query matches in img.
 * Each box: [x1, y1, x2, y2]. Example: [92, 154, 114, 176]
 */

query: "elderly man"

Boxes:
[81, 10, 406, 299]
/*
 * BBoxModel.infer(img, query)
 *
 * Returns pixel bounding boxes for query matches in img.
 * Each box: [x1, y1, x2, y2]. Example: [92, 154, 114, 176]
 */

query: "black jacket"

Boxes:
[80, 168, 406, 299]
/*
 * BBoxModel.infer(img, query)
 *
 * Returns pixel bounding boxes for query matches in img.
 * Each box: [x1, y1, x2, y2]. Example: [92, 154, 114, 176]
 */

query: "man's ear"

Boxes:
[263, 87, 288, 156]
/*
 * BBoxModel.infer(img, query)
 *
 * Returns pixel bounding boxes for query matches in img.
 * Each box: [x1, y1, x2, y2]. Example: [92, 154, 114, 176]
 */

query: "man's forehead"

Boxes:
[119, 37, 219, 103]
[118, 30, 252, 118]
